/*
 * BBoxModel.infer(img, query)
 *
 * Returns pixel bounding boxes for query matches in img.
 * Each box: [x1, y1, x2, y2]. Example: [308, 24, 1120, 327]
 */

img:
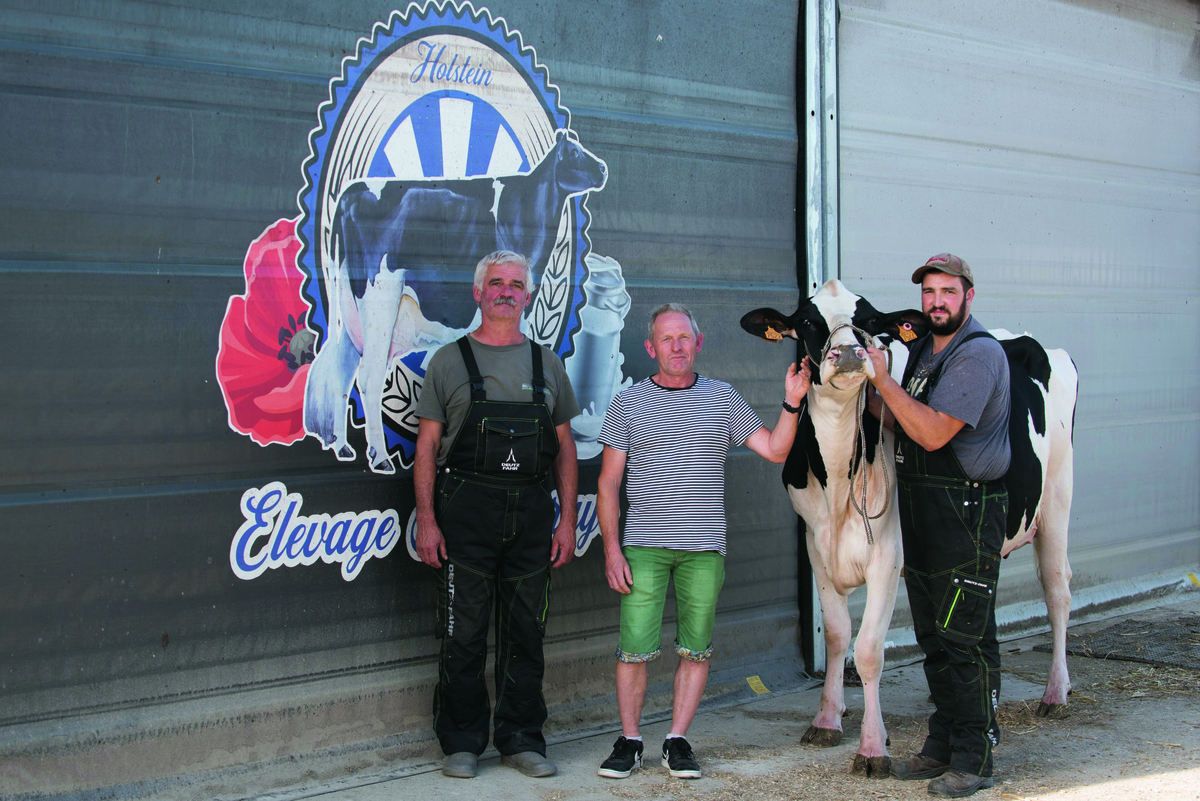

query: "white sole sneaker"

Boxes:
[598, 753, 642, 778]
[661, 756, 701, 779]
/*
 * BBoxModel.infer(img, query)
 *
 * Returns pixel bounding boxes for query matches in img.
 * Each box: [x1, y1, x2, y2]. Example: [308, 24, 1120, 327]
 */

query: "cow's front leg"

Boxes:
[356, 266, 405, 475]
[303, 323, 359, 461]
[1033, 484, 1073, 715]
[850, 549, 901, 778]
[802, 550, 850, 748]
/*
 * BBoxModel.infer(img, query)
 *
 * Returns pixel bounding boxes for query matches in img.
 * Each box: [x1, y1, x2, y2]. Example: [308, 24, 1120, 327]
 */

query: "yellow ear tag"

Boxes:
[898, 327, 917, 343]
[764, 326, 783, 342]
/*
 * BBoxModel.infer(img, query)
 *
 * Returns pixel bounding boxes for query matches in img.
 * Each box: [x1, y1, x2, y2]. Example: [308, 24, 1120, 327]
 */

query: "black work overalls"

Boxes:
[895, 331, 1007, 777]
[431, 337, 560, 757]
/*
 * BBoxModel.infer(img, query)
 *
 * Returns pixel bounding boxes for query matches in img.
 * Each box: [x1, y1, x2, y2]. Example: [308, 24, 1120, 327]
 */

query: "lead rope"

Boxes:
[812, 324, 894, 544]
[849, 373, 890, 544]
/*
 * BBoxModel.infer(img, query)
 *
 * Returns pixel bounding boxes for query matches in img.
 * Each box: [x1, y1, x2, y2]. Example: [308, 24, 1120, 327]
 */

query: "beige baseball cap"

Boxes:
[912, 253, 973, 288]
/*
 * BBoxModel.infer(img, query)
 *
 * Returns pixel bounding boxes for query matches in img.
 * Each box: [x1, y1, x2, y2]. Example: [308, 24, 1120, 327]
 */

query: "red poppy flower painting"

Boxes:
[216, 218, 316, 446]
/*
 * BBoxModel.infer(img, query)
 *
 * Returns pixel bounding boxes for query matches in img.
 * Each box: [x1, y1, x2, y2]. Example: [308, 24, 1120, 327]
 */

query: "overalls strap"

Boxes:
[529, 340, 546, 404]
[457, 337, 487, 401]
[924, 331, 996, 388]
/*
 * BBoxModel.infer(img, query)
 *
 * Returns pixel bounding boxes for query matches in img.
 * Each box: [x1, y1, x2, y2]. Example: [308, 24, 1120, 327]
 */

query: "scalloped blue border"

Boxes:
[293, 1, 593, 466]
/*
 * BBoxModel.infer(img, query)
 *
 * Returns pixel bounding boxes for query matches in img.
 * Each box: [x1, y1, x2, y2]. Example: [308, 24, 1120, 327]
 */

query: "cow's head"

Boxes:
[740, 280, 925, 389]
[552, 129, 607, 194]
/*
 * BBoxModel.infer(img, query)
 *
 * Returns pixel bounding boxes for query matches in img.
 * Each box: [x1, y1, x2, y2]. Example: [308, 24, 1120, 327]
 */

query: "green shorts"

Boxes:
[617, 546, 725, 664]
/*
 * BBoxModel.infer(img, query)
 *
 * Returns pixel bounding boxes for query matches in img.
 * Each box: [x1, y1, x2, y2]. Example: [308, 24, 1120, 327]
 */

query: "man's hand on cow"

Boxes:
[605, 548, 634, 594]
[785, 358, 813, 407]
[415, 516, 448, 568]
[865, 346, 893, 388]
[550, 519, 575, 568]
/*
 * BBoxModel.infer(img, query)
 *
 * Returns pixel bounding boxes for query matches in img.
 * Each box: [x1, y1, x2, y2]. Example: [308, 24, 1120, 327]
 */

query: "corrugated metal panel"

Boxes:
[836, 0, 1200, 631]
[0, 0, 802, 786]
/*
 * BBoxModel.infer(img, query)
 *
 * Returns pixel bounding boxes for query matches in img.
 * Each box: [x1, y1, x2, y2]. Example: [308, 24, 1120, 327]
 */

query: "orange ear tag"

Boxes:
[764, 326, 783, 341]
[898, 327, 917, 343]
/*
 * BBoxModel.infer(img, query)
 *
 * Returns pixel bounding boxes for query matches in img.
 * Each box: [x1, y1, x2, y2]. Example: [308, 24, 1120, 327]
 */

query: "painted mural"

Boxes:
[216, 2, 628, 579]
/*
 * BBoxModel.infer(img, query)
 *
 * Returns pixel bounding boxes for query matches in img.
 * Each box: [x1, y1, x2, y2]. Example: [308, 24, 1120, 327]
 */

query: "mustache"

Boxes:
[492, 297, 518, 307]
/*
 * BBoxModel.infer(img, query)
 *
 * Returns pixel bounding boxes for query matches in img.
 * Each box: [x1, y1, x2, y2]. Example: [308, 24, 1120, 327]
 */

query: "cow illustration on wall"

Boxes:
[305, 131, 608, 473]
[217, 3, 632, 478]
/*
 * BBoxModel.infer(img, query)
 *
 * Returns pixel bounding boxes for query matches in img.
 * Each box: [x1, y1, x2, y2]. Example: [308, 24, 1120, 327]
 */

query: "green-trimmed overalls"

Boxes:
[895, 331, 1007, 777]
[432, 337, 560, 757]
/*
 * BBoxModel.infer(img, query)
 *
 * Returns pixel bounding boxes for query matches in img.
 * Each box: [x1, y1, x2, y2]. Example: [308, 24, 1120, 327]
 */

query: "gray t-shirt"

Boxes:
[905, 316, 1011, 481]
[415, 335, 581, 465]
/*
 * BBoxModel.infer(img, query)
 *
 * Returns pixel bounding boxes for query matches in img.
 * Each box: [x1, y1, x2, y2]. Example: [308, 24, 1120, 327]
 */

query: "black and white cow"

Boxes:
[303, 131, 607, 472]
[741, 279, 917, 776]
[741, 279, 1078, 776]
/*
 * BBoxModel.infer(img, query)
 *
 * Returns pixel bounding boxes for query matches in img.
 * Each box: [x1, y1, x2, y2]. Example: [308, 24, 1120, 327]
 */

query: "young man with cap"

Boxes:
[594, 303, 810, 781]
[865, 254, 1011, 798]
[414, 251, 580, 780]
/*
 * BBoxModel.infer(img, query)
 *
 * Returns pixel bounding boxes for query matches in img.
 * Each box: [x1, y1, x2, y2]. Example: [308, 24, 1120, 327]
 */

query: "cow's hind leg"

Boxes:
[303, 324, 359, 461]
[1034, 478, 1073, 716]
[802, 556, 850, 748]
[356, 265, 405, 474]
[849, 556, 900, 778]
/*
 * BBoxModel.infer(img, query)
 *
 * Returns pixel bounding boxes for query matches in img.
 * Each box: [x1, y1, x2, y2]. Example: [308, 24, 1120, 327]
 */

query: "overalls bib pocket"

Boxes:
[478, 417, 542, 477]
[937, 568, 997, 645]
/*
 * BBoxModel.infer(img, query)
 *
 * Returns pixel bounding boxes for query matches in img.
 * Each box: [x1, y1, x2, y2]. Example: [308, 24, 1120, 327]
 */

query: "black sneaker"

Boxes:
[598, 736, 644, 778]
[661, 736, 701, 779]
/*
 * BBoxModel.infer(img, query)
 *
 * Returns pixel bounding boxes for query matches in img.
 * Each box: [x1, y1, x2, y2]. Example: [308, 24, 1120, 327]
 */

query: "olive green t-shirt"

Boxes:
[415, 336, 581, 465]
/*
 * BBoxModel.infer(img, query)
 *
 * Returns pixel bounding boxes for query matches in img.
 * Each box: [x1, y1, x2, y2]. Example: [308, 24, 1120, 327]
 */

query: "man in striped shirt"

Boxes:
[595, 303, 811, 781]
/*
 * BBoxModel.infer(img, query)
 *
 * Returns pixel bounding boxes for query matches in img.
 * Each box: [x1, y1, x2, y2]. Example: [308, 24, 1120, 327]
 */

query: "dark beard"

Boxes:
[925, 304, 968, 335]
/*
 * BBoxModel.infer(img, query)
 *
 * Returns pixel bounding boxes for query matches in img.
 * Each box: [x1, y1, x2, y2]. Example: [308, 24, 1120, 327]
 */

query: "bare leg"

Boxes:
[804, 548, 850, 747]
[616, 661, 647, 737]
[849, 550, 901, 777]
[1034, 480, 1073, 713]
[667, 658, 710, 737]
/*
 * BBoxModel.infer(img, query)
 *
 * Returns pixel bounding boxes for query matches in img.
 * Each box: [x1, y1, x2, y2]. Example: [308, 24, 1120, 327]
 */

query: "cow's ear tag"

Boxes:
[898, 324, 917, 343]
[764, 326, 783, 342]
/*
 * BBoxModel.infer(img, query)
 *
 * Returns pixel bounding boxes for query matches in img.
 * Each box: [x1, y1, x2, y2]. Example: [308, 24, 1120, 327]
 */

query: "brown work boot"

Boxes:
[928, 769, 994, 798]
[889, 753, 950, 780]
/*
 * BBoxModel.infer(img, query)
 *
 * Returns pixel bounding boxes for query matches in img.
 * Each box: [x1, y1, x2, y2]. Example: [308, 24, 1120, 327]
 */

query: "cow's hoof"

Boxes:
[366, 447, 394, 474]
[801, 726, 843, 747]
[336, 445, 355, 460]
[1036, 701, 1069, 719]
[851, 755, 891, 778]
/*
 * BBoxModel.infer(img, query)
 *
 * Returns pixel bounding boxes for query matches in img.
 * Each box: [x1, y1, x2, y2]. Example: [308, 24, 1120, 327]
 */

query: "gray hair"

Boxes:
[647, 303, 702, 340]
[473, 251, 534, 291]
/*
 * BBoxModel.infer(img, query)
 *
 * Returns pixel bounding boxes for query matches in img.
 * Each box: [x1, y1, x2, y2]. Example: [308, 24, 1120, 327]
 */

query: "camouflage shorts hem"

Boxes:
[674, 639, 713, 662]
[616, 647, 662, 663]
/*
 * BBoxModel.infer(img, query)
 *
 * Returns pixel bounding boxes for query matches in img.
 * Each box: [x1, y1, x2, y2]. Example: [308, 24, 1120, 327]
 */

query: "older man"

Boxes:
[414, 251, 580, 779]
[595, 303, 810, 780]
[866, 254, 1011, 798]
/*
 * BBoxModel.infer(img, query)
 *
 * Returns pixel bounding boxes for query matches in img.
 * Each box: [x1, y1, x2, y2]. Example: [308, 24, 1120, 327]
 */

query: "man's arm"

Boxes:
[597, 445, 632, 594]
[414, 417, 447, 568]
[865, 347, 965, 450]
[743, 358, 812, 463]
[549, 420, 578, 568]
[866, 385, 896, 431]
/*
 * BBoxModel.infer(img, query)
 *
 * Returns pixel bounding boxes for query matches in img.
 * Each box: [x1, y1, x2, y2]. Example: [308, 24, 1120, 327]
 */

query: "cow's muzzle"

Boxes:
[827, 343, 867, 373]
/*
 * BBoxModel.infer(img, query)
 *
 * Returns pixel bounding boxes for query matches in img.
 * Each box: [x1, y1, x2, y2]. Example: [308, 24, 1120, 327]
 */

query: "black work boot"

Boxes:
[928, 769, 995, 798]
[890, 753, 950, 780]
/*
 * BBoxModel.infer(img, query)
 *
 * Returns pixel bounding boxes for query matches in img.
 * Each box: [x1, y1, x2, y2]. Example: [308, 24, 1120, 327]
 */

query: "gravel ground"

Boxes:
[244, 594, 1200, 801]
